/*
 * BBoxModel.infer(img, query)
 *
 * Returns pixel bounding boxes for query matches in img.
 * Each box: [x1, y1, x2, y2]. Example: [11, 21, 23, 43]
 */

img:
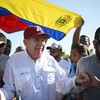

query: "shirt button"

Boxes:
[38, 87, 40, 89]
[37, 76, 39, 78]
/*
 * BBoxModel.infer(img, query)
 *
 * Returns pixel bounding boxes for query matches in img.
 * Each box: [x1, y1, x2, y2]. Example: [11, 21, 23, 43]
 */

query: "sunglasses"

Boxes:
[0, 43, 5, 48]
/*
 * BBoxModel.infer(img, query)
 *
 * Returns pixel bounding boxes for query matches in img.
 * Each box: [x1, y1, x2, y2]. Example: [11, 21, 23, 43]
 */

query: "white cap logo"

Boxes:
[36, 26, 41, 32]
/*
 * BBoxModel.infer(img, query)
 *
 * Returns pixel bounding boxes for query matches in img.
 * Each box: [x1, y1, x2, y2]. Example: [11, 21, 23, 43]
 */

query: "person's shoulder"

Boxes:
[47, 53, 56, 62]
[1, 54, 9, 59]
[43, 50, 55, 60]
[10, 51, 26, 60]
[61, 58, 71, 64]
[79, 54, 94, 63]
[83, 54, 94, 59]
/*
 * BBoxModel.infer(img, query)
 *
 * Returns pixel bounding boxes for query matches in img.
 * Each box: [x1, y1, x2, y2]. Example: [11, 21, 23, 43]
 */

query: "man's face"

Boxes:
[0, 37, 6, 55]
[80, 36, 90, 47]
[24, 35, 48, 60]
[94, 40, 100, 61]
[3, 40, 12, 56]
[96, 42, 100, 60]
[50, 48, 61, 60]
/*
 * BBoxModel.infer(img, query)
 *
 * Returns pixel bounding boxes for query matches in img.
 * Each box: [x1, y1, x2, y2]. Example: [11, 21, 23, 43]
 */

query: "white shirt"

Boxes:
[58, 58, 71, 76]
[0, 50, 76, 100]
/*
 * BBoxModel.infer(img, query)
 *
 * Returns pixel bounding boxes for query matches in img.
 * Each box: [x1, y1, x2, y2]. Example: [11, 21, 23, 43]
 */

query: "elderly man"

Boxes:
[0, 26, 90, 100]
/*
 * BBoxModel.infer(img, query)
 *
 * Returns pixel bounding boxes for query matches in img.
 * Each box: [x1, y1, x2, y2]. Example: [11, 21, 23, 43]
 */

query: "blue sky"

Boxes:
[0, 0, 100, 55]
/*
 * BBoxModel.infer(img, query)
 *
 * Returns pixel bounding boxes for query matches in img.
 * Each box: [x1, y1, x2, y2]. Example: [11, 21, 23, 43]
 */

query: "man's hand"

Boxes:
[78, 18, 84, 28]
[75, 72, 91, 88]
[85, 72, 100, 88]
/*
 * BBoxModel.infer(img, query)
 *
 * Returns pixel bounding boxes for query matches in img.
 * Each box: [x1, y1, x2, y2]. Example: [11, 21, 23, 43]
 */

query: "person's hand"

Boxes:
[75, 72, 90, 88]
[85, 72, 98, 87]
[78, 18, 84, 28]
[12, 97, 17, 100]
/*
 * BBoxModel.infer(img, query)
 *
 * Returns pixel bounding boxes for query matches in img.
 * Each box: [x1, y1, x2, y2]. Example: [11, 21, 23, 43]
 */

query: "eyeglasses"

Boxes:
[0, 43, 5, 48]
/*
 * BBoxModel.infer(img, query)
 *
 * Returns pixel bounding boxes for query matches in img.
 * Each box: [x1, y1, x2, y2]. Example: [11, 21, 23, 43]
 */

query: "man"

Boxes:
[3, 39, 12, 56]
[0, 33, 9, 71]
[47, 43, 71, 100]
[0, 32, 9, 87]
[0, 26, 90, 100]
[76, 27, 100, 100]
[79, 35, 90, 48]
[47, 43, 71, 76]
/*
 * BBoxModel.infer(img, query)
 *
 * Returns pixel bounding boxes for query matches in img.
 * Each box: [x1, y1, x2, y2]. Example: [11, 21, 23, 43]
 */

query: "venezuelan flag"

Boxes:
[0, 0, 82, 41]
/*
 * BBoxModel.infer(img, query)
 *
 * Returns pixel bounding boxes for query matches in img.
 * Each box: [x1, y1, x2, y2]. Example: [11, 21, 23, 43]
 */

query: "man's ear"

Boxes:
[23, 40, 25, 45]
[93, 40, 98, 49]
[23, 39, 27, 45]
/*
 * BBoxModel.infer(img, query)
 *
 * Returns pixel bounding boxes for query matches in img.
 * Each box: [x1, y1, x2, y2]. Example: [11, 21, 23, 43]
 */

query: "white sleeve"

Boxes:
[0, 90, 6, 100]
[53, 59, 76, 95]
[56, 75, 76, 95]
[1, 59, 15, 99]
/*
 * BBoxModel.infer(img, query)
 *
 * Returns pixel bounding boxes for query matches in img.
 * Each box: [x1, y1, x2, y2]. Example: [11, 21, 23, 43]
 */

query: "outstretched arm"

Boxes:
[72, 19, 84, 46]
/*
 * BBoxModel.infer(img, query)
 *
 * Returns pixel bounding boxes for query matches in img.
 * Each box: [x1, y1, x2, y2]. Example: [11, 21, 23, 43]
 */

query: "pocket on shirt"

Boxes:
[43, 66, 56, 85]
[14, 68, 31, 90]
[47, 71, 55, 84]
[43, 70, 56, 98]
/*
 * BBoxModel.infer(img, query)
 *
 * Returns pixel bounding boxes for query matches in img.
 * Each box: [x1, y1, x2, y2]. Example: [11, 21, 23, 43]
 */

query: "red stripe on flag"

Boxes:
[0, 14, 28, 33]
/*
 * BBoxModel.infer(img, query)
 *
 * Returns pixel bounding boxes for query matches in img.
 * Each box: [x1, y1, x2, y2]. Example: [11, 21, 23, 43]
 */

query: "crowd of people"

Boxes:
[0, 20, 100, 100]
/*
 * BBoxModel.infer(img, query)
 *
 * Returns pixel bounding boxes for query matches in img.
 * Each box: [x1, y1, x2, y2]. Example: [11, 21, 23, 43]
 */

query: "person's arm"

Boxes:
[0, 60, 15, 100]
[72, 19, 84, 46]
[86, 72, 100, 88]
